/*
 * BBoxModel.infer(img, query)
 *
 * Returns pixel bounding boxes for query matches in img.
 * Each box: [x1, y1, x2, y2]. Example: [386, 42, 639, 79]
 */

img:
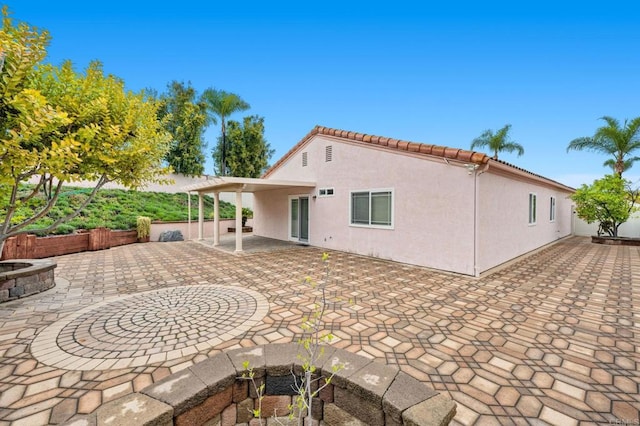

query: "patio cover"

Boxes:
[182, 177, 316, 252]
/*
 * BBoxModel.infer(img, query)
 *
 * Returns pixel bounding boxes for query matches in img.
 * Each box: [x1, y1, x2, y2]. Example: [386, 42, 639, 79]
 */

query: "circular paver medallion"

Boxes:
[31, 285, 269, 370]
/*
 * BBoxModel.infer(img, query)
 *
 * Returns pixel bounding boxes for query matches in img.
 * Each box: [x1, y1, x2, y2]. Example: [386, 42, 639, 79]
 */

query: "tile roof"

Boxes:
[262, 125, 575, 192]
[263, 125, 489, 178]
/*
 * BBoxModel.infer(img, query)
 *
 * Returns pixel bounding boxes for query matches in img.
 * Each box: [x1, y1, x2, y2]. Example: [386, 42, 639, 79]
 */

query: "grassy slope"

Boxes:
[12, 187, 240, 235]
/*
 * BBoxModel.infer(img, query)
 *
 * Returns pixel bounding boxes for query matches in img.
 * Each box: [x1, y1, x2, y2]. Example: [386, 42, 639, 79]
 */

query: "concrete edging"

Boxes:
[62, 343, 456, 426]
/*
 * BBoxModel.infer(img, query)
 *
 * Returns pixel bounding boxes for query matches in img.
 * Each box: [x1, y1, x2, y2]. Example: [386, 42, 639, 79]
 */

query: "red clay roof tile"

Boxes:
[396, 140, 409, 150]
[444, 148, 461, 159]
[418, 144, 433, 154]
[264, 125, 490, 178]
[431, 146, 446, 157]
[407, 143, 421, 152]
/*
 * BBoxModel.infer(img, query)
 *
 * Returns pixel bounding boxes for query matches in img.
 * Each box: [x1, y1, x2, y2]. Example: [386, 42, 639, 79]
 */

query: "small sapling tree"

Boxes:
[240, 252, 344, 425]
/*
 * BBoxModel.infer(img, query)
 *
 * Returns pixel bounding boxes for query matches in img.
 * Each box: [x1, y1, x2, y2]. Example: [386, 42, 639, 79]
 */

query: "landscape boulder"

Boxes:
[158, 230, 184, 242]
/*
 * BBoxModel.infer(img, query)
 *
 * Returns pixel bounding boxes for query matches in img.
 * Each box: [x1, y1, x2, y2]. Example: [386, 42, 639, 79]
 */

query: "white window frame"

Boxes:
[318, 187, 335, 197]
[549, 196, 556, 222]
[349, 188, 394, 229]
[528, 193, 537, 225]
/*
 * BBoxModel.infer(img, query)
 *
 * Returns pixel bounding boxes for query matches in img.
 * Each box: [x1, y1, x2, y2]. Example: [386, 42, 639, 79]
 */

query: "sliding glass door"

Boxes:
[289, 196, 309, 243]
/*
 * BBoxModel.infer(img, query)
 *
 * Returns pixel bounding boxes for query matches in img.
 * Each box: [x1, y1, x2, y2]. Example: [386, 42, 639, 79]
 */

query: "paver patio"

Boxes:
[0, 236, 638, 425]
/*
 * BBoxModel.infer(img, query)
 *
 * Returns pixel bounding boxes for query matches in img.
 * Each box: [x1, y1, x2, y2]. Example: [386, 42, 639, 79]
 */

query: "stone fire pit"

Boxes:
[0, 259, 56, 302]
[62, 343, 456, 426]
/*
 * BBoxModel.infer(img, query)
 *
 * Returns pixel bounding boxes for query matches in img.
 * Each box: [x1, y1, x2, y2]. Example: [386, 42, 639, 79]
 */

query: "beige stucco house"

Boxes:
[186, 126, 574, 276]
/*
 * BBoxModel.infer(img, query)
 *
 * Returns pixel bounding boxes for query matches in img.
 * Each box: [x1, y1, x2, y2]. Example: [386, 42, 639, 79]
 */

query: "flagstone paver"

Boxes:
[0, 236, 638, 425]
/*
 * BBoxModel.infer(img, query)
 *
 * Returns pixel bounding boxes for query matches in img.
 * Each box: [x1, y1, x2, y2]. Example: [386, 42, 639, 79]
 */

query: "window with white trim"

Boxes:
[528, 193, 537, 225]
[350, 190, 393, 227]
[318, 188, 334, 197]
[549, 196, 556, 222]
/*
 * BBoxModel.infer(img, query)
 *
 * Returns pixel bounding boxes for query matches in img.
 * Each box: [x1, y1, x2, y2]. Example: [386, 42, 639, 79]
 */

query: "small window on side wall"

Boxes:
[302, 152, 308, 167]
[528, 193, 537, 225]
[549, 196, 556, 222]
[318, 188, 334, 197]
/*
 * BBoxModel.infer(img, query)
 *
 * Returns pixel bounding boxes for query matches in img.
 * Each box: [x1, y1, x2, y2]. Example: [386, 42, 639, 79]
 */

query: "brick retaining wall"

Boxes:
[1, 229, 138, 260]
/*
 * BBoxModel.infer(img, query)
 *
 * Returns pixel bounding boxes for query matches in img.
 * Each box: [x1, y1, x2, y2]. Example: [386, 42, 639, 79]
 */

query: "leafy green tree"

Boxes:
[212, 115, 274, 178]
[470, 124, 524, 160]
[571, 174, 640, 237]
[201, 88, 250, 175]
[567, 116, 640, 176]
[157, 81, 208, 177]
[0, 8, 170, 253]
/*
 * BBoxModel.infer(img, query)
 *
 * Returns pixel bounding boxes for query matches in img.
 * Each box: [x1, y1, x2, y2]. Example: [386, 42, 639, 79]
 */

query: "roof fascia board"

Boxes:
[486, 160, 575, 193]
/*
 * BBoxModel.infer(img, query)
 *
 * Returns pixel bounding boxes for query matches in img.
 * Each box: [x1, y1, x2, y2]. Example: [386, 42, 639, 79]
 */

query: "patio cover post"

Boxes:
[235, 190, 243, 252]
[213, 192, 220, 246]
[198, 193, 204, 241]
[187, 191, 192, 240]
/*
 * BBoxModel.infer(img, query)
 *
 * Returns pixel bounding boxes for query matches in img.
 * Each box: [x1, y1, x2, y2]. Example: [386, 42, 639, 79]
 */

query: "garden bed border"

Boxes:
[591, 235, 640, 246]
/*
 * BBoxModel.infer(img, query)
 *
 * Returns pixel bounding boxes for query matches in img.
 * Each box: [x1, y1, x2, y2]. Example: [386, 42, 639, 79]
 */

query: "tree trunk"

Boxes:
[221, 120, 227, 176]
[616, 157, 624, 176]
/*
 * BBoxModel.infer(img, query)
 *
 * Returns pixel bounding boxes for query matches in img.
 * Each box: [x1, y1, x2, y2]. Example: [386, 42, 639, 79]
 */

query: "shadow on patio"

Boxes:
[196, 234, 309, 254]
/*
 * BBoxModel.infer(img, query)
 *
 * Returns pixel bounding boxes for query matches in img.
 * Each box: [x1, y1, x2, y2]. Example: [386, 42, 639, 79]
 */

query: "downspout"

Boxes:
[473, 163, 489, 277]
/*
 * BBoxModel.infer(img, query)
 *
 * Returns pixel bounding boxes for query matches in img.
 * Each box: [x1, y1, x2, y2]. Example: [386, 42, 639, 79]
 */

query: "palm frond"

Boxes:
[470, 129, 493, 150]
[470, 124, 520, 160]
[599, 116, 620, 130]
[567, 137, 599, 152]
[502, 142, 525, 156]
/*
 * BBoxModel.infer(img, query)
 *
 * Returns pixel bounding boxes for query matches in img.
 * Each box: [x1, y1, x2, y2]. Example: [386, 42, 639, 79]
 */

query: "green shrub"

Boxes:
[3, 185, 241, 235]
[136, 216, 151, 238]
[51, 224, 75, 235]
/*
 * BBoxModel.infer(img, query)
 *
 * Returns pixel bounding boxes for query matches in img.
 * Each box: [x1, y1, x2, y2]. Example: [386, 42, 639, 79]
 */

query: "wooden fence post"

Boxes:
[88, 228, 111, 251]
[1, 234, 36, 260]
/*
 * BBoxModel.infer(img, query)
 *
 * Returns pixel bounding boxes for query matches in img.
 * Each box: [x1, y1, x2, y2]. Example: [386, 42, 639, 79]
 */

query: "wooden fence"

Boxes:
[1, 228, 138, 260]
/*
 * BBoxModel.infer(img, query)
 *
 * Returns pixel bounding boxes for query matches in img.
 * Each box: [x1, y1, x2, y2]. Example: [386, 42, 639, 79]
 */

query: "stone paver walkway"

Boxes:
[0, 236, 638, 425]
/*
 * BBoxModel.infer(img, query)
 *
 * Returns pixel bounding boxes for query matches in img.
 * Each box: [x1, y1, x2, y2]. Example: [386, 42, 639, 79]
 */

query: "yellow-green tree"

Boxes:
[0, 7, 171, 253]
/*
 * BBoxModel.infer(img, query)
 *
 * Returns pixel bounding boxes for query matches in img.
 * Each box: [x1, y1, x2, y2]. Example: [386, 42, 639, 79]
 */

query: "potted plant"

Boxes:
[136, 216, 151, 242]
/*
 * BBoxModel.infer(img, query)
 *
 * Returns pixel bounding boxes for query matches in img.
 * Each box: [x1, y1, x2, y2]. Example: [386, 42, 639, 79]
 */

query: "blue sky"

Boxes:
[8, 1, 640, 187]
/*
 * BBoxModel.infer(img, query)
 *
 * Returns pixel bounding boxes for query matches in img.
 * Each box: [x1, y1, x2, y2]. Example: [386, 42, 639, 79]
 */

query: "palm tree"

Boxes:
[201, 89, 250, 176]
[567, 116, 640, 176]
[470, 124, 524, 160]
